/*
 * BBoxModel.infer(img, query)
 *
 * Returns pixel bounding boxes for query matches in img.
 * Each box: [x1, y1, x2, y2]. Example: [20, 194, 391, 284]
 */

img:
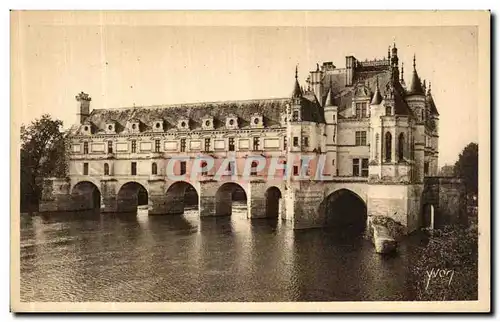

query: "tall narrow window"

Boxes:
[228, 138, 235, 151]
[151, 162, 157, 175]
[293, 165, 299, 176]
[251, 161, 258, 176]
[107, 141, 113, 153]
[180, 161, 187, 175]
[283, 137, 287, 150]
[180, 138, 186, 152]
[352, 159, 360, 176]
[83, 163, 89, 175]
[131, 140, 137, 153]
[83, 142, 89, 154]
[355, 102, 362, 118]
[131, 162, 137, 175]
[398, 133, 405, 161]
[292, 110, 299, 121]
[386, 105, 392, 115]
[361, 158, 369, 177]
[253, 137, 260, 151]
[385, 131, 392, 162]
[424, 162, 430, 176]
[227, 161, 236, 175]
[155, 140, 161, 152]
[375, 133, 380, 159]
[204, 138, 211, 152]
[201, 161, 208, 176]
[361, 102, 367, 117]
[303, 136, 309, 147]
[104, 163, 110, 175]
[293, 137, 299, 147]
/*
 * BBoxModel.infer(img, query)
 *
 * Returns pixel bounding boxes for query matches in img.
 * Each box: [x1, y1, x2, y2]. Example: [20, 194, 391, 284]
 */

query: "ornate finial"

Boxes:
[422, 79, 427, 92]
[393, 41, 396, 49]
[401, 62, 404, 81]
[75, 91, 91, 102]
[295, 65, 298, 79]
[428, 81, 432, 93]
[388, 46, 391, 60]
[316, 63, 320, 71]
[413, 54, 416, 70]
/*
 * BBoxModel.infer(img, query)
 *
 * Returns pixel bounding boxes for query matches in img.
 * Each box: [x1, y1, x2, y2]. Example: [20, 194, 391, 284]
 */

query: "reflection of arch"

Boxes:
[319, 189, 367, 235]
[265, 186, 282, 218]
[71, 181, 101, 210]
[422, 204, 436, 229]
[117, 182, 149, 212]
[165, 181, 199, 214]
[215, 182, 247, 216]
[398, 133, 405, 161]
[385, 131, 392, 162]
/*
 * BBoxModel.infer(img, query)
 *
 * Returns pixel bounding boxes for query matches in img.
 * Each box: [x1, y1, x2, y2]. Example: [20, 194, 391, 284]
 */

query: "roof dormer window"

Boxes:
[251, 113, 263, 128]
[105, 122, 116, 134]
[226, 115, 239, 130]
[127, 119, 140, 134]
[178, 118, 190, 131]
[202, 116, 214, 130]
[81, 122, 92, 135]
[152, 120, 164, 133]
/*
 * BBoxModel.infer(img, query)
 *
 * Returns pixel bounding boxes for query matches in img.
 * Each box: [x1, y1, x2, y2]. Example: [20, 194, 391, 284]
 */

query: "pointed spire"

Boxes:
[371, 76, 383, 105]
[292, 65, 303, 98]
[422, 79, 427, 93]
[324, 79, 335, 107]
[428, 81, 432, 94]
[401, 62, 405, 81]
[409, 54, 424, 95]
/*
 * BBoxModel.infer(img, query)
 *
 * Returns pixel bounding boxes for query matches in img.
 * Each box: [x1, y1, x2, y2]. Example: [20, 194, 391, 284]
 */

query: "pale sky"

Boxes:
[11, 12, 478, 167]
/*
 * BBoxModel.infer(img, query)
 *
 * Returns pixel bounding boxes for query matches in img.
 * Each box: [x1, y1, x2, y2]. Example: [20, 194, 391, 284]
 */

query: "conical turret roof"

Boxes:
[371, 77, 383, 105]
[408, 55, 424, 95]
[292, 66, 303, 98]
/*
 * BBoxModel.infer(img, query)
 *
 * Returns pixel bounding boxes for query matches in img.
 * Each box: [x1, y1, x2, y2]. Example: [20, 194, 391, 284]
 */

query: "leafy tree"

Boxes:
[439, 164, 455, 177]
[20, 114, 69, 211]
[454, 142, 478, 196]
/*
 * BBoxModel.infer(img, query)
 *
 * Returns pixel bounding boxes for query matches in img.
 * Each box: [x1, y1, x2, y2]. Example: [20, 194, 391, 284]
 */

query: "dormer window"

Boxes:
[152, 120, 164, 133]
[226, 115, 239, 130]
[178, 118, 190, 130]
[202, 117, 214, 130]
[251, 114, 263, 128]
[81, 122, 92, 135]
[280, 113, 288, 126]
[105, 122, 116, 134]
[292, 110, 300, 122]
[128, 119, 140, 133]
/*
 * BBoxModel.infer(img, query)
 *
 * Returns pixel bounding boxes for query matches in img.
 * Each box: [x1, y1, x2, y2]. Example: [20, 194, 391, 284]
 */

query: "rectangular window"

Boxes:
[352, 158, 360, 176]
[355, 103, 362, 118]
[253, 137, 260, 151]
[180, 161, 187, 175]
[107, 141, 113, 153]
[83, 163, 89, 175]
[228, 161, 236, 175]
[303, 136, 309, 147]
[361, 102, 368, 117]
[228, 138, 235, 151]
[293, 165, 299, 176]
[131, 140, 137, 153]
[131, 162, 137, 175]
[283, 137, 287, 150]
[293, 137, 299, 147]
[83, 142, 89, 154]
[180, 138, 186, 152]
[361, 158, 369, 177]
[204, 138, 211, 152]
[356, 102, 368, 118]
[155, 140, 161, 152]
[424, 162, 429, 175]
[355, 131, 367, 146]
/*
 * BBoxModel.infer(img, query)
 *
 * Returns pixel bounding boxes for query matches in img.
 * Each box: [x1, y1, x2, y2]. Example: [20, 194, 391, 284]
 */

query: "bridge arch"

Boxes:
[319, 188, 367, 236]
[117, 181, 149, 212]
[165, 181, 199, 215]
[215, 182, 247, 216]
[265, 186, 283, 218]
[71, 181, 101, 210]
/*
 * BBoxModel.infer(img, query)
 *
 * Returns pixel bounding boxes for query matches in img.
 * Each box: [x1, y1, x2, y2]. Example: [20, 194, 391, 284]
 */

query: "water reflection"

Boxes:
[20, 204, 421, 302]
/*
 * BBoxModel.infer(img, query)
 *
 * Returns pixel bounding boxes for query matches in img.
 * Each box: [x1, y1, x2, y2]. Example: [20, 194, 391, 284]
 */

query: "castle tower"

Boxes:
[324, 84, 338, 176]
[75, 91, 91, 124]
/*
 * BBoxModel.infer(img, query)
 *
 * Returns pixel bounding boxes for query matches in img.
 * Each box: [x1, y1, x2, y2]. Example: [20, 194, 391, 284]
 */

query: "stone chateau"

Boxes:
[40, 44, 465, 233]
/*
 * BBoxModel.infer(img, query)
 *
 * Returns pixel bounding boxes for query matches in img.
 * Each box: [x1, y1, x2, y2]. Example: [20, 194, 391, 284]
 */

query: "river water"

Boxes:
[20, 203, 424, 302]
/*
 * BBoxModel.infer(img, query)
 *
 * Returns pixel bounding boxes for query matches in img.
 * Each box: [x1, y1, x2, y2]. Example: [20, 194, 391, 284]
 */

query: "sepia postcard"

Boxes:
[10, 10, 490, 312]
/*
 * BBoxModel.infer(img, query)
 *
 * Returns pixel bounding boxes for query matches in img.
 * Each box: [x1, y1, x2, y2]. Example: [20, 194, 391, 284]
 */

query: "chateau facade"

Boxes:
[42, 44, 464, 233]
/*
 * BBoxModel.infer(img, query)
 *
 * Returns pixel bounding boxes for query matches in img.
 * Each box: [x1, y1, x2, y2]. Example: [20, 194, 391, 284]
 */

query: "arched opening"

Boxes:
[422, 204, 435, 229]
[385, 131, 392, 162]
[104, 163, 110, 175]
[151, 162, 158, 175]
[319, 189, 367, 237]
[265, 186, 282, 218]
[71, 181, 101, 211]
[215, 182, 247, 217]
[117, 182, 149, 213]
[398, 133, 405, 161]
[165, 181, 199, 215]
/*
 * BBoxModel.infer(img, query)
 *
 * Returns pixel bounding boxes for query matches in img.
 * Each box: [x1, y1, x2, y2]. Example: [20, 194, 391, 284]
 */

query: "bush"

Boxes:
[410, 222, 478, 301]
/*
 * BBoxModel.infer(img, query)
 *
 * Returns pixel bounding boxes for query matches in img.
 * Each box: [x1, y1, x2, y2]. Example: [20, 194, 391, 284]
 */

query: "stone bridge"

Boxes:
[39, 175, 466, 233]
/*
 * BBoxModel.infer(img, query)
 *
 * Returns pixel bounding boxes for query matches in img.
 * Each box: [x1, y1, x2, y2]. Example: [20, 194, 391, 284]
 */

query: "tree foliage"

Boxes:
[20, 114, 69, 211]
[453, 142, 478, 195]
